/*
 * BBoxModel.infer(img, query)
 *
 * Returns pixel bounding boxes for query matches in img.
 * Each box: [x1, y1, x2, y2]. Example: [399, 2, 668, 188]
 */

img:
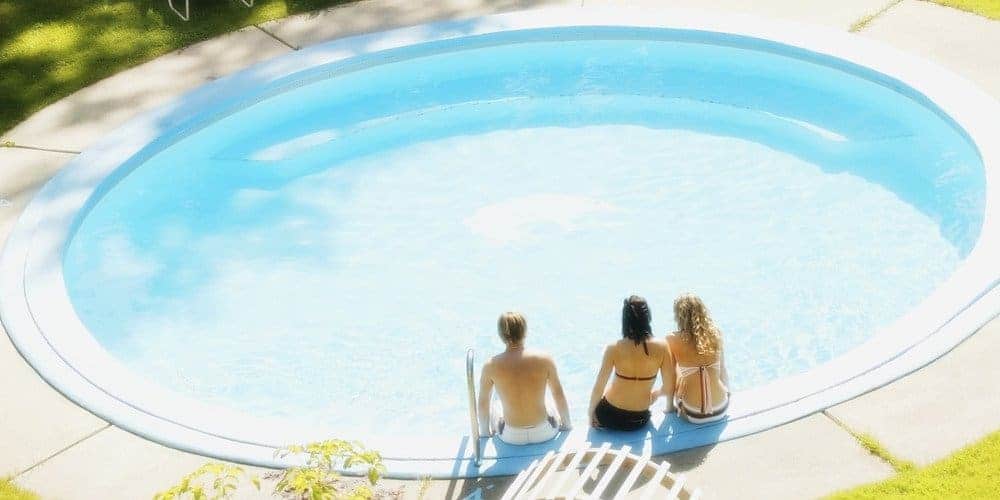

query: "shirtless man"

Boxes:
[477, 311, 572, 445]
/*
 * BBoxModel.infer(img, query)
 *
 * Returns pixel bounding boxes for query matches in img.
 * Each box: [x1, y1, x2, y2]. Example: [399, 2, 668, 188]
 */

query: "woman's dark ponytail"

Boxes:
[622, 295, 653, 347]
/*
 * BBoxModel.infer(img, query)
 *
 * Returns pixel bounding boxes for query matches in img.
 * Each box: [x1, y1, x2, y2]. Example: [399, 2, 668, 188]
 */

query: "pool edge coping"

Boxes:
[2, 6, 1000, 478]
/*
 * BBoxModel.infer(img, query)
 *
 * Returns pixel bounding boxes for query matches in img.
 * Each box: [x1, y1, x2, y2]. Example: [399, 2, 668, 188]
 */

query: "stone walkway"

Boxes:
[1, 1, 998, 498]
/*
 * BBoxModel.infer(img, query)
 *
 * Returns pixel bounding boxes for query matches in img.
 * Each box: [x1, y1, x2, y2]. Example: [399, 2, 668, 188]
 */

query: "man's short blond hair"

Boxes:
[497, 311, 527, 344]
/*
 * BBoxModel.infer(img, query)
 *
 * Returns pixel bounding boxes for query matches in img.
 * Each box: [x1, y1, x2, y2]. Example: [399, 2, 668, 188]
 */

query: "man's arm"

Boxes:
[588, 346, 614, 428]
[477, 361, 494, 436]
[545, 357, 572, 430]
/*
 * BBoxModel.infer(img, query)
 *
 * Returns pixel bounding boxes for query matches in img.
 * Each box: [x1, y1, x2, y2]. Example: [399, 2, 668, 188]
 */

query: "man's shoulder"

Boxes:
[524, 348, 556, 363]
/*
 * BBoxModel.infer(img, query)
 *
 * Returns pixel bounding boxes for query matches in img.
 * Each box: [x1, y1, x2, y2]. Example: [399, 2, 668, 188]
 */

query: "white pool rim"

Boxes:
[2, 7, 999, 478]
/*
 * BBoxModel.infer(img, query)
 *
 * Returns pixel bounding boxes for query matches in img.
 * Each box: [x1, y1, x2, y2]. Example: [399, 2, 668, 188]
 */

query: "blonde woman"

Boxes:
[655, 294, 730, 424]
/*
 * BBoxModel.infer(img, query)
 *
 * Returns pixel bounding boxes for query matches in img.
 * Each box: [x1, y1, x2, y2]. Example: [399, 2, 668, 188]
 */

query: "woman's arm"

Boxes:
[720, 349, 731, 389]
[588, 345, 614, 427]
[545, 357, 573, 430]
[656, 339, 677, 412]
[477, 362, 494, 436]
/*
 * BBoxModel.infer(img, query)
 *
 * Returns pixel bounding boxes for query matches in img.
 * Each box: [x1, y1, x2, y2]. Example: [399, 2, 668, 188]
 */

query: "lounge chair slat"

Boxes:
[502, 458, 540, 500]
[637, 461, 671, 500]
[566, 443, 612, 499]
[514, 450, 557, 500]
[688, 487, 702, 500]
[665, 473, 687, 500]
[531, 449, 571, 497]
[546, 442, 591, 497]
[589, 445, 631, 499]
[610, 452, 650, 500]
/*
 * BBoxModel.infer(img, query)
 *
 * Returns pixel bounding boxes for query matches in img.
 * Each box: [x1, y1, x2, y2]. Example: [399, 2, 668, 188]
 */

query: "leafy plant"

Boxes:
[153, 462, 260, 500]
[272, 439, 386, 500]
[155, 439, 387, 500]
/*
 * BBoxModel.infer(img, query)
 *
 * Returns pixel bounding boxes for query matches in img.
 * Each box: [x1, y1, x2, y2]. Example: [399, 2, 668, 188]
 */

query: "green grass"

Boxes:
[828, 429, 1000, 499]
[852, 432, 916, 474]
[931, 0, 1000, 20]
[849, 0, 904, 32]
[0, 0, 354, 135]
[0, 478, 39, 500]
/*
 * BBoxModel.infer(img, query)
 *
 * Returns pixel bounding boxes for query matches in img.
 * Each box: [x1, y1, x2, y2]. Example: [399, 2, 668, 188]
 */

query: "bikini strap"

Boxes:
[700, 366, 711, 415]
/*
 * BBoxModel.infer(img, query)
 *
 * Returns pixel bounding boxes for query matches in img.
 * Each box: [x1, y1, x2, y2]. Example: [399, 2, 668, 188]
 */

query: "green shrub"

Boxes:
[155, 439, 385, 500]
[153, 462, 259, 500]
[272, 440, 385, 500]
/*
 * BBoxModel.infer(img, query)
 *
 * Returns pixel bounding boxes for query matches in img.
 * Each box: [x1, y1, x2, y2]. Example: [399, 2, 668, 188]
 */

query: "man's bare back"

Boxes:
[482, 349, 562, 427]
[477, 312, 572, 441]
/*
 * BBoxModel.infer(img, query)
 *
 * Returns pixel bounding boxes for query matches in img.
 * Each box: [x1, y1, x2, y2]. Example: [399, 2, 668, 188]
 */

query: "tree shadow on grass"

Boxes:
[0, 0, 564, 137]
[0, 0, 357, 135]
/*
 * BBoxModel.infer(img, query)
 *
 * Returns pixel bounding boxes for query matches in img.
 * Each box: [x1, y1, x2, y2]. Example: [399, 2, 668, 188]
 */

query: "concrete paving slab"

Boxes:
[13, 426, 275, 500]
[3, 27, 291, 153]
[860, 0, 1000, 98]
[583, 0, 890, 31]
[0, 324, 107, 477]
[0, 148, 76, 247]
[0, 148, 108, 477]
[258, 0, 577, 50]
[659, 413, 894, 500]
[827, 317, 1000, 465]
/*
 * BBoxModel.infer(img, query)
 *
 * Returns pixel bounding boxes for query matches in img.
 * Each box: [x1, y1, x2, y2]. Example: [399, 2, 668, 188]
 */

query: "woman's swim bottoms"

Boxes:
[595, 397, 650, 431]
[675, 396, 729, 424]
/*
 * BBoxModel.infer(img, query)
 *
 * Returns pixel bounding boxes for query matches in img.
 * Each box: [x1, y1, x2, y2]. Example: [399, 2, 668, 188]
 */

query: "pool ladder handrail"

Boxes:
[466, 348, 483, 467]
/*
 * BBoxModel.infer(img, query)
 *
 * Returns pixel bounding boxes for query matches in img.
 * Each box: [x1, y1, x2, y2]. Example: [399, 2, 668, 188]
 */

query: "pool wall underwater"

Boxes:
[2, 8, 1000, 478]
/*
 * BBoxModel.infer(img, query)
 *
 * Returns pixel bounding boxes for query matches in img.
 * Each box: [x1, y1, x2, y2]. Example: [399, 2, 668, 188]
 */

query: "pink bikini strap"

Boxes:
[700, 366, 711, 415]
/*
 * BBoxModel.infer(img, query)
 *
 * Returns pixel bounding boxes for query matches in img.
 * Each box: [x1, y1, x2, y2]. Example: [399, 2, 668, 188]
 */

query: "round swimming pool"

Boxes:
[3, 8, 999, 477]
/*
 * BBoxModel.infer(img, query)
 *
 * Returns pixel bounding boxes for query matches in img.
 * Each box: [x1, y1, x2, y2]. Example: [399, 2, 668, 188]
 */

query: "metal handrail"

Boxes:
[466, 348, 483, 466]
[168, 0, 254, 21]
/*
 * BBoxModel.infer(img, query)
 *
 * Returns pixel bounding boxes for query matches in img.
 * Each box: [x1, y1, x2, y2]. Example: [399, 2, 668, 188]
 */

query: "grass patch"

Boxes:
[849, 0, 905, 32]
[828, 429, 1000, 499]
[0, 0, 356, 135]
[853, 432, 916, 473]
[0, 478, 39, 500]
[931, 0, 1000, 20]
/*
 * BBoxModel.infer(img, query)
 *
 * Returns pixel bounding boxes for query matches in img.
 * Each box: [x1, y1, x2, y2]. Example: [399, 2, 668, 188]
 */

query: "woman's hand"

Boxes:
[589, 409, 600, 429]
[649, 388, 661, 404]
[663, 399, 676, 414]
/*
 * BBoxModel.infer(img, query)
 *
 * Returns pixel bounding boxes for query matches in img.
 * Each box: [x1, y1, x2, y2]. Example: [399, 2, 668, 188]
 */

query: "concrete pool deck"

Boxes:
[1, 0, 998, 498]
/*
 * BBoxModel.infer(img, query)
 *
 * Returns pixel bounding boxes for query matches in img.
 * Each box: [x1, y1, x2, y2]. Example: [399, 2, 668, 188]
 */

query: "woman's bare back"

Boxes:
[667, 333, 728, 409]
[603, 338, 669, 411]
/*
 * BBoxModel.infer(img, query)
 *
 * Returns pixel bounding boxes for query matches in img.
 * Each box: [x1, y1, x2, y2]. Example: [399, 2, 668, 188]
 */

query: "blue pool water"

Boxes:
[63, 34, 985, 438]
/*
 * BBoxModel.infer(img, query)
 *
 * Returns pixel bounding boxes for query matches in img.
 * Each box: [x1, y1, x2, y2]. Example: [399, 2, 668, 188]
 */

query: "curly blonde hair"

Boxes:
[673, 294, 722, 356]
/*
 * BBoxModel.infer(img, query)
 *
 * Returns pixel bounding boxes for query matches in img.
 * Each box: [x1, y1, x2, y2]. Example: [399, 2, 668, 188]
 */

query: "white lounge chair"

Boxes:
[168, 0, 254, 21]
[501, 443, 700, 500]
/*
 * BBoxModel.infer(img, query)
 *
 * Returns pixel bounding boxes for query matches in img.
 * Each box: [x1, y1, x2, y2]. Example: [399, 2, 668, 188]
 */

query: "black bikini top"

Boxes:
[615, 371, 657, 381]
[615, 340, 657, 381]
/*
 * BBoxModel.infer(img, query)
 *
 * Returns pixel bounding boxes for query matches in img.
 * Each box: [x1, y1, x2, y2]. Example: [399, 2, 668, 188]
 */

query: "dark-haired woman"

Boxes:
[588, 295, 674, 431]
